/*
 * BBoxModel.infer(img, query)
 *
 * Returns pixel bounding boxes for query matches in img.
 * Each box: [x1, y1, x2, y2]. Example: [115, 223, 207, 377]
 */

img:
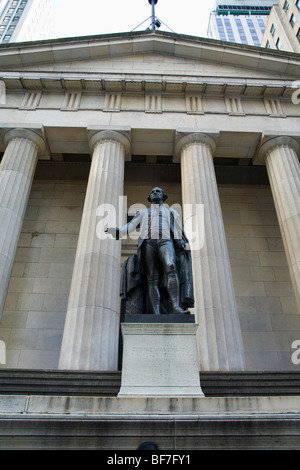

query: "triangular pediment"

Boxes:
[16, 51, 287, 81]
[0, 30, 299, 94]
[0, 30, 299, 74]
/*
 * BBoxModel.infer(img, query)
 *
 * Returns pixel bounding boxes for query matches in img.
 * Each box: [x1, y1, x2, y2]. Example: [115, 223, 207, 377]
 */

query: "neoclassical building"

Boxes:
[0, 30, 299, 449]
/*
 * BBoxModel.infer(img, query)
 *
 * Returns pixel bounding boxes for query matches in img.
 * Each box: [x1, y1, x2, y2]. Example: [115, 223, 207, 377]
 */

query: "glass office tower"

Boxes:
[208, 0, 279, 46]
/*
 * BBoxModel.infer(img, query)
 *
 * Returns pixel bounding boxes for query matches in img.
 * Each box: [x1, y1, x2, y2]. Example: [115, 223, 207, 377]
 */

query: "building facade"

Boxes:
[208, 0, 278, 45]
[0, 30, 299, 449]
[0, 0, 53, 44]
[262, 0, 300, 52]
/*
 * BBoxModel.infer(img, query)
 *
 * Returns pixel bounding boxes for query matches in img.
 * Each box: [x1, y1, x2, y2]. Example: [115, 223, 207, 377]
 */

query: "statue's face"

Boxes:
[149, 187, 164, 204]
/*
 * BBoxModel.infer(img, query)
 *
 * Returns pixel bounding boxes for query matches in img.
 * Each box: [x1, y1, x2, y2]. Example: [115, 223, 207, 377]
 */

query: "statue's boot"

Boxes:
[167, 272, 190, 315]
[147, 278, 161, 315]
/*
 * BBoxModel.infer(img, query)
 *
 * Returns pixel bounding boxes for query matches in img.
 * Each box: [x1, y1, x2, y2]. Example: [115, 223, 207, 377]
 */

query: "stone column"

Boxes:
[175, 133, 246, 371]
[59, 130, 130, 371]
[257, 137, 300, 311]
[0, 129, 46, 321]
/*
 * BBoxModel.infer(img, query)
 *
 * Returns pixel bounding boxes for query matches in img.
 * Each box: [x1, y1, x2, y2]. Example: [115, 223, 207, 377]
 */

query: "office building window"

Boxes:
[266, 40, 271, 48]
[290, 13, 296, 27]
[246, 19, 260, 45]
[257, 18, 266, 34]
[216, 18, 227, 40]
[296, 0, 300, 10]
[224, 18, 235, 42]
[296, 27, 300, 41]
[235, 18, 248, 44]
[283, 0, 290, 11]
[276, 37, 282, 49]
[270, 23, 276, 36]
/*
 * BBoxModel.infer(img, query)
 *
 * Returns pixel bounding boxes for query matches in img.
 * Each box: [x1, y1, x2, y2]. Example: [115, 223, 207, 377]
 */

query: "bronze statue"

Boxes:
[106, 187, 194, 316]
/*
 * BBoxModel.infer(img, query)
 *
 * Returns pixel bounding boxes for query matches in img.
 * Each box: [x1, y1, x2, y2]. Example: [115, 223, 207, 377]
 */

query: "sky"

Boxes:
[51, 0, 216, 40]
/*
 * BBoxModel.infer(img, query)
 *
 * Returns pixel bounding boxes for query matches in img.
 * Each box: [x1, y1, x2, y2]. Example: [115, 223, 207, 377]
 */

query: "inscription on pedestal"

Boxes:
[118, 322, 204, 397]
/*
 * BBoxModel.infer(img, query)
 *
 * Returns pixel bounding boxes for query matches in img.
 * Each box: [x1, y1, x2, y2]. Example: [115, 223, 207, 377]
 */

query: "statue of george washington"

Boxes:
[106, 187, 194, 316]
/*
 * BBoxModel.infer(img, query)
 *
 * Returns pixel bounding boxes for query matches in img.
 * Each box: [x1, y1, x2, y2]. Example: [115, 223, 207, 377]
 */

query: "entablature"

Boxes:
[0, 72, 296, 100]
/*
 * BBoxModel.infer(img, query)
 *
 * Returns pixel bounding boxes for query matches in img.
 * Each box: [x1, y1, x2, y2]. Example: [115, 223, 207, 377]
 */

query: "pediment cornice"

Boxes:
[0, 30, 300, 79]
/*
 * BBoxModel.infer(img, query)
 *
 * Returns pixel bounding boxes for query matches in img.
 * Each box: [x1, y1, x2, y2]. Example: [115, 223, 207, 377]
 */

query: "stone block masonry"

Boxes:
[220, 185, 300, 371]
[0, 178, 86, 369]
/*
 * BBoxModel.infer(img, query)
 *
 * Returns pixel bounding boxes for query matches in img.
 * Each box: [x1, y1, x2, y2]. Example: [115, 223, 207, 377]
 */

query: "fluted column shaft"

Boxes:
[175, 133, 246, 371]
[59, 131, 130, 371]
[0, 129, 45, 321]
[259, 137, 300, 311]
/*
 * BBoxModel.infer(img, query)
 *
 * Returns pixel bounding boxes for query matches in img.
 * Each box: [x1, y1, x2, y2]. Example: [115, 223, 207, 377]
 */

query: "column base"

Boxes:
[118, 320, 204, 398]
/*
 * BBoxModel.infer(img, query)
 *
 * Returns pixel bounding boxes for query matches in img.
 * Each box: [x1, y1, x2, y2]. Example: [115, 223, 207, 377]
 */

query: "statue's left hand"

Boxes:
[177, 240, 186, 252]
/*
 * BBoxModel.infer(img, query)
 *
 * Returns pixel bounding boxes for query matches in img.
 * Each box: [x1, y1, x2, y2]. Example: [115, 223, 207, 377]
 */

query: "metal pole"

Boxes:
[151, 0, 155, 29]
[148, 0, 158, 30]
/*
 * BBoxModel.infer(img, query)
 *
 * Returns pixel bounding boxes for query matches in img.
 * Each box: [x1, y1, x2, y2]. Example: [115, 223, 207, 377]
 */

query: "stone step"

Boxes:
[0, 369, 299, 396]
[0, 369, 121, 396]
[200, 371, 300, 396]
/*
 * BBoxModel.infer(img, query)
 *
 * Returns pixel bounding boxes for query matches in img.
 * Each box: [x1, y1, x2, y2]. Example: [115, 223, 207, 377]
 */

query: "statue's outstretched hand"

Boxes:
[105, 227, 120, 239]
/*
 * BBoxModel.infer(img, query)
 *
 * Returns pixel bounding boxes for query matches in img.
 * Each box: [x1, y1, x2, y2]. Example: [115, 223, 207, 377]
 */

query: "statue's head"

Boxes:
[147, 187, 168, 203]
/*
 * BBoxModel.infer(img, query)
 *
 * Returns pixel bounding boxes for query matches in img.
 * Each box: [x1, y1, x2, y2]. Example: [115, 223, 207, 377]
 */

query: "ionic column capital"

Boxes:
[88, 129, 131, 160]
[3, 128, 47, 155]
[255, 136, 300, 165]
[174, 132, 216, 162]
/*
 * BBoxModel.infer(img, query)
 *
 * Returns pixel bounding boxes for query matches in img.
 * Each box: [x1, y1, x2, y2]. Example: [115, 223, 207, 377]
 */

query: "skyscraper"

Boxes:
[0, 0, 54, 44]
[208, 0, 278, 46]
[262, 0, 300, 52]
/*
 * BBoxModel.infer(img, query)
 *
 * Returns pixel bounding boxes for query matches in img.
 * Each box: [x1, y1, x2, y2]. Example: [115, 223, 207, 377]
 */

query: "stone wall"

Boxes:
[0, 179, 86, 369]
[0, 170, 299, 371]
[220, 185, 300, 371]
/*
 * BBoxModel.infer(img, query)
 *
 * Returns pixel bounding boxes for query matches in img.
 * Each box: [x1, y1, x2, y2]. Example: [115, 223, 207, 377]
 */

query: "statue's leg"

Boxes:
[142, 241, 161, 315]
[158, 240, 189, 314]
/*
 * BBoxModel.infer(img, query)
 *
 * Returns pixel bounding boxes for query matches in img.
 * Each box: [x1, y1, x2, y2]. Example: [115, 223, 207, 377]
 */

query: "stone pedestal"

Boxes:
[118, 318, 204, 397]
